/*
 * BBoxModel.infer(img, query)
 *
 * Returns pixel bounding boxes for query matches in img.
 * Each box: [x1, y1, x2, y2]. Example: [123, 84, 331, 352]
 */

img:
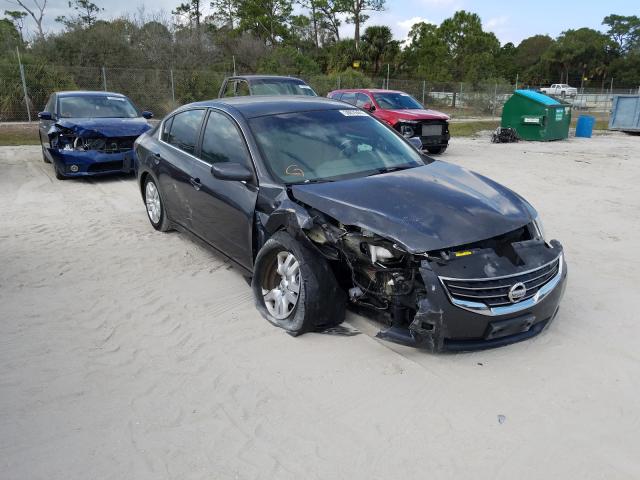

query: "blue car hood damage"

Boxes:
[50, 117, 151, 138]
[291, 161, 536, 254]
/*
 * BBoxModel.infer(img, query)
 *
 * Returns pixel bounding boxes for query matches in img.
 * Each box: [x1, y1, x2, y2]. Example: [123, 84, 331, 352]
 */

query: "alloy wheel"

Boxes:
[262, 251, 301, 319]
[145, 181, 161, 224]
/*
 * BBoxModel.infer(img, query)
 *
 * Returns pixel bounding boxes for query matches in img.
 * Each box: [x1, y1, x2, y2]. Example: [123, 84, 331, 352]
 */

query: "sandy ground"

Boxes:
[1, 132, 639, 480]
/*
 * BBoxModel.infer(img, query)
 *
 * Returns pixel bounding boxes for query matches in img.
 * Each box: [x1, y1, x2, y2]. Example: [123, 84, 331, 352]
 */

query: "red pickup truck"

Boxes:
[327, 88, 450, 154]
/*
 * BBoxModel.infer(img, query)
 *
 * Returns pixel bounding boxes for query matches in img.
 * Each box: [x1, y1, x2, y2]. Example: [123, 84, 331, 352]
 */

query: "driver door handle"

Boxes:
[189, 177, 202, 190]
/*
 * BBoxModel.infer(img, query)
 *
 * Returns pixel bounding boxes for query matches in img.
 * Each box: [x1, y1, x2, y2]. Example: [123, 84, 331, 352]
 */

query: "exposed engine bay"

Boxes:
[298, 207, 564, 351]
[48, 125, 137, 153]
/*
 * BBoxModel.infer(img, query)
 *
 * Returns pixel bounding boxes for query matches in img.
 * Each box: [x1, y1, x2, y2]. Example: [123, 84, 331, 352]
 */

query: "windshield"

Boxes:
[373, 92, 423, 110]
[249, 109, 426, 184]
[58, 95, 139, 118]
[251, 80, 317, 97]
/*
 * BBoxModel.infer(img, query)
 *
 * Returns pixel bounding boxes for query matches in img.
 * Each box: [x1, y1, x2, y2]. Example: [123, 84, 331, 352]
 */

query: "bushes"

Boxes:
[0, 63, 77, 121]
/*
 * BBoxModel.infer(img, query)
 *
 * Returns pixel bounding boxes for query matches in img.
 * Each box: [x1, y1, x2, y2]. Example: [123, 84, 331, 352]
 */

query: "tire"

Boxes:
[41, 145, 51, 163]
[143, 177, 171, 231]
[252, 231, 346, 336]
[427, 146, 447, 154]
[54, 164, 67, 180]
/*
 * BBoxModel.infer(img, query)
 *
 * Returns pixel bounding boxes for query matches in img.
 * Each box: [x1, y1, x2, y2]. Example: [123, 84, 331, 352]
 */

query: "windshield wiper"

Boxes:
[366, 165, 413, 176]
[301, 178, 335, 184]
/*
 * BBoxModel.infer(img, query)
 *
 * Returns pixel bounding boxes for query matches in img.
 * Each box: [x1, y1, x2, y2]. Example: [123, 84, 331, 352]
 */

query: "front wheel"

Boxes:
[427, 145, 447, 154]
[143, 177, 171, 231]
[41, 145, 51, 163]
[54, 164, 67, 180]
[252, 231, 346, 336]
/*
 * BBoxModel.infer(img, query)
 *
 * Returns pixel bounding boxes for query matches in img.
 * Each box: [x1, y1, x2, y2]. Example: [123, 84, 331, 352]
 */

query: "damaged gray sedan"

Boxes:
[134, 96, 567, 352]
[38, 91, 152, 179]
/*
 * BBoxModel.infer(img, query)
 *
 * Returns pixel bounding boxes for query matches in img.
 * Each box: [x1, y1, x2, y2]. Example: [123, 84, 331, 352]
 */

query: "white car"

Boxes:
[540, 84, 578, 98]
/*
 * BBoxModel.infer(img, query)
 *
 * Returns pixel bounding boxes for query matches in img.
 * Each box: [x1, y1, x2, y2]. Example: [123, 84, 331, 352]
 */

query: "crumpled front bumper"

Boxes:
[48, 148, 136, 177]
[377, 253, 568, 352]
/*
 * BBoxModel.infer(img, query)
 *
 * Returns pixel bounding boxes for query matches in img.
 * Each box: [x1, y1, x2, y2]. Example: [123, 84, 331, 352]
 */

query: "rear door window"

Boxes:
[166, 109, 205, 155]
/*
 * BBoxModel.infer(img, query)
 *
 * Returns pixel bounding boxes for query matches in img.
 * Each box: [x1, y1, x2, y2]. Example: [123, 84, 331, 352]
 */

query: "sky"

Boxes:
[6, 0, 639, 45]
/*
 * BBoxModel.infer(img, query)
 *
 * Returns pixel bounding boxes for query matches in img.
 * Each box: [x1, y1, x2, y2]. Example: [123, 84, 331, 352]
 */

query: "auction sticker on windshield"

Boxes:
[339, 110, 368, 117]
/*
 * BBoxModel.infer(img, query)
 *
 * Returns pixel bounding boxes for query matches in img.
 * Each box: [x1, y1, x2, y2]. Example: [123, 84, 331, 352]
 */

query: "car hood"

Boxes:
[385, 108, 449, 121]
[291, 162, 536, 253]
[52, 117, 151, 138]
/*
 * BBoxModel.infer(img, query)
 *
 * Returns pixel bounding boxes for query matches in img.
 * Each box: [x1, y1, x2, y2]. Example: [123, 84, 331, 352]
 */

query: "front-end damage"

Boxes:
[294, 209, 566, 352]
[45, 120, 150, 176]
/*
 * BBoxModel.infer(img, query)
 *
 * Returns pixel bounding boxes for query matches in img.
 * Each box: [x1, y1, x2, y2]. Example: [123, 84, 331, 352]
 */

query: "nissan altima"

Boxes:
[134, 96, 567, 352]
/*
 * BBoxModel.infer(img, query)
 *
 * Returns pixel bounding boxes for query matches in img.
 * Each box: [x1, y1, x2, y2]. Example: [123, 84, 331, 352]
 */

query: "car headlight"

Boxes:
[400, 125, 414, 138]
[533, 215, 545, 241]
[368, 244, 396, 263]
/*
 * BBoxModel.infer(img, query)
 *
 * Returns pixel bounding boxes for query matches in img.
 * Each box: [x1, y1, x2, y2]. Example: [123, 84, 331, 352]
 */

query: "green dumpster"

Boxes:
[501, 90, 571, 141]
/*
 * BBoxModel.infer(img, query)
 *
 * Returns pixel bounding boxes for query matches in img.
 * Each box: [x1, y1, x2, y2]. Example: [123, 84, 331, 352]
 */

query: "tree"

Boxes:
[602, 14, 640, 53]
[209, 0, 237, 29]
[4, 11, 27, 42]
[495, 42, 517, 82]
[6, 0, 47, 39]
[340, 0, 385, 50]
[173, 0, 203, 29]
[401, 22, 450, 81]
[514, 35, 554, 84]
[360, 25, 394, 74]
[543, 28, 615, 84]
[236, 0, 293, 45]
[438, 11, 500, 83]
[315, 0, 342, 41]
[56, 0, 103, 29]
[326, 38, 357, 71]
[0, 17, 21, 53]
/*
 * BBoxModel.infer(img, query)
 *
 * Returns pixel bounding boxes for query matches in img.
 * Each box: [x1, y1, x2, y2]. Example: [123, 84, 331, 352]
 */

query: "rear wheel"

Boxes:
[427, 145, 447, 154]
[252, 231, 346, 336]
[144, 177, 171, 231]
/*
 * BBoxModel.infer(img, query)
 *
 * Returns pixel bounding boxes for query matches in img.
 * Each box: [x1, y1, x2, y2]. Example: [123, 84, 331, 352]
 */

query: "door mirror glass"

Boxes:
[211, 163, 253, 182]
[142, 110, 153, 119]
[38, 111, 52, 120]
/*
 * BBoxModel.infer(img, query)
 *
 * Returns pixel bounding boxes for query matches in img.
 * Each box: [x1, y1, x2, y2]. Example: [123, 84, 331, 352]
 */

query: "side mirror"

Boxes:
[408, 136, 423, 151]
[38, 111, 52, 120]
[363, 102, 375, 112]
[211, 162, 253, 182]
[142, 111, 154, 119]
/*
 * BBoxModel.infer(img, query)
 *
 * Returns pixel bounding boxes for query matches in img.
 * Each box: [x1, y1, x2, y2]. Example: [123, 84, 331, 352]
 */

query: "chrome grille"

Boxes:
[440, 257, 561, 308]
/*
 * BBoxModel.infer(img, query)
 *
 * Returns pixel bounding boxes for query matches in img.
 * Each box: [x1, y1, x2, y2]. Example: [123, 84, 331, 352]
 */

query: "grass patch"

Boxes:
[0, 125, 40, 146]
[449, 120, 499, 137]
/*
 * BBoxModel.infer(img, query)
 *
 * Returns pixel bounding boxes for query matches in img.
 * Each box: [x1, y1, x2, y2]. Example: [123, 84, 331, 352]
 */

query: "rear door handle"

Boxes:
[152, 152, 161, 165]
[189, 177, 202, 190]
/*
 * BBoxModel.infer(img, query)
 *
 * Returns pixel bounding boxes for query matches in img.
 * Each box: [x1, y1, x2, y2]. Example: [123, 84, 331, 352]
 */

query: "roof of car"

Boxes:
[187, 96, 356, 118]
[227, 75, 307, 82]
[331, 88, 404, 94]
[56, 90, 127, 97]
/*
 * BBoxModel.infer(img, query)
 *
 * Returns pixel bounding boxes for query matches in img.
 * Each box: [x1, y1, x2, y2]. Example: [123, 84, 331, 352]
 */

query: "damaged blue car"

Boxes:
[38, 91, 153, 180]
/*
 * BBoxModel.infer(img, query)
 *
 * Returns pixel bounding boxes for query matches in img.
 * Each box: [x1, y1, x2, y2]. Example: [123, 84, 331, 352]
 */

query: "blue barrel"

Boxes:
[575, 115, 595, 138]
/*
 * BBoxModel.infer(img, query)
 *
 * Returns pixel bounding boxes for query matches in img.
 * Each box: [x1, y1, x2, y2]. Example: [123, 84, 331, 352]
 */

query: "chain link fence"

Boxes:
[2, 62, 638, 122]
